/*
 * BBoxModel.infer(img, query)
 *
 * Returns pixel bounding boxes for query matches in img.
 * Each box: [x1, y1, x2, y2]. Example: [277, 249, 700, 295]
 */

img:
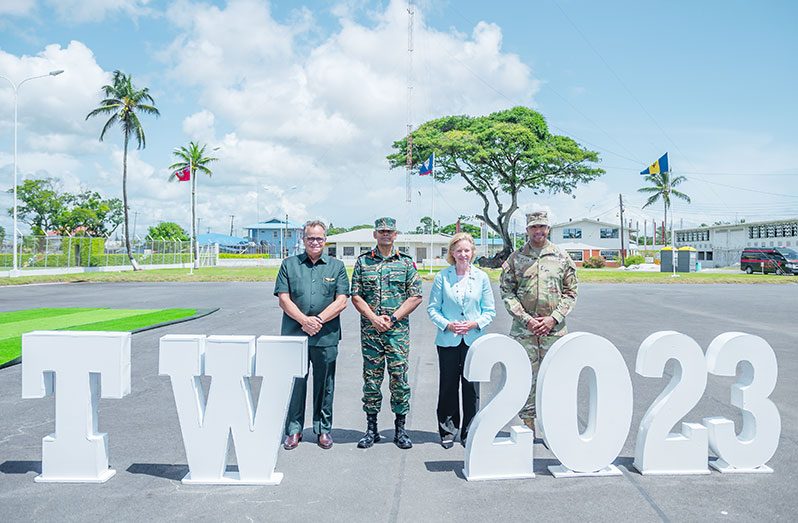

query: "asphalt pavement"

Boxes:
[0, 281, 796, 521]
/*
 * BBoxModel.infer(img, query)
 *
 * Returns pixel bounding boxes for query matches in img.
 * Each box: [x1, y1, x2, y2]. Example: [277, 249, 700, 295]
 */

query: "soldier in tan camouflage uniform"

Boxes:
[351, 217, 423, 449]
[499, 211, 578, 431]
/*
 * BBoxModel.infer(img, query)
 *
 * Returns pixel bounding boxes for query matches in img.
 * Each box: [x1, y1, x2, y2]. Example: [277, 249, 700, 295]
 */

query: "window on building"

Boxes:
[563, 228, 582, 239]
[441, 247, 447, 257]
[343, 246, 354, 256]
[398, 246, 409, 254]
[568, 251, 583, 262]
[600, 228, 619, 239]
[360, 246, 370, 253]
[273, 231, 278, 238]
[697, 251, 705, 260]
[706, 251, 713, 261]
[327, 246, 337, 257]
[600, 250, 619, 260]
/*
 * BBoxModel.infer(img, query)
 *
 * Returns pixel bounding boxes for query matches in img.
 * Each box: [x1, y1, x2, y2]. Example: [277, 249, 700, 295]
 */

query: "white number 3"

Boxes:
[703, 332, 781, 473]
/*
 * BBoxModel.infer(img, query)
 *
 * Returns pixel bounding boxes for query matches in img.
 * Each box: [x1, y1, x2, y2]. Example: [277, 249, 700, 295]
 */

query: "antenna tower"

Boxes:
[405, 5, 414, 202]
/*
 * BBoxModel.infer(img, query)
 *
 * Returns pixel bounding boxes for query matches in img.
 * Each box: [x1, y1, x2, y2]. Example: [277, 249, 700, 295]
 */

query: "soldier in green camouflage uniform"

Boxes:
[351, 217, 423, 449]
[499, 211, 578, 431]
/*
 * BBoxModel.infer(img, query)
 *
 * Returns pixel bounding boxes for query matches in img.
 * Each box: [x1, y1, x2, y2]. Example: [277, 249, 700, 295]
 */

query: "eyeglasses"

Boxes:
[304, 237, 326, 243]
[376, 229, 395, 234]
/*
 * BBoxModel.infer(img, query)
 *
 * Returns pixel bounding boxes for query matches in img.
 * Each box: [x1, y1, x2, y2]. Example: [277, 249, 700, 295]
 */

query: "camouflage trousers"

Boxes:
[516, 334, 558, 421]
[360, 327, 411, 415]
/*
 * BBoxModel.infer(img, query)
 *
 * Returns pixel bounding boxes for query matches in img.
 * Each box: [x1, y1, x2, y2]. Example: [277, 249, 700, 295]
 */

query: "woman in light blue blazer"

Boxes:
[427, 233, 496, 448]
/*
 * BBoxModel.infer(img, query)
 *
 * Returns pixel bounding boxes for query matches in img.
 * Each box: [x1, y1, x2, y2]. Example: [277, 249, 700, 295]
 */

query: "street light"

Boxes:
[0, 69, 64, 276]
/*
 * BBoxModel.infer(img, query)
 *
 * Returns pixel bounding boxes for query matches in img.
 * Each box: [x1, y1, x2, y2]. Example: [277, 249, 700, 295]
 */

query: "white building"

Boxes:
[325, 229, 451, 265]
[674, 218, 798, 268]
[549, 218, 637, 266]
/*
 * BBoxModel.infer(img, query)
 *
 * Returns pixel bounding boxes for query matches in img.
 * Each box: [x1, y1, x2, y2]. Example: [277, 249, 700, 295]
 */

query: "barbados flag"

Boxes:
[640, 153, 669, 175]
[419, 153, 434, 176]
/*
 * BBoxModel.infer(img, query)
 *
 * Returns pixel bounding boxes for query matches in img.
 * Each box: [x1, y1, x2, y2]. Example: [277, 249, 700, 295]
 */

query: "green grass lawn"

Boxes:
[0, 307, 197, 367]
[0, 265, 794, 286]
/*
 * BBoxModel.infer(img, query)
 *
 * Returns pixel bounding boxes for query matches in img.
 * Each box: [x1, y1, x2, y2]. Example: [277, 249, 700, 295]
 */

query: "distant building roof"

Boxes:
[557, 241, 605, 251]
[676, 217, 797, 232]
[326, 229, 451, 244]
[474, 237, 504, 246]
[551, 218, 637, 232]
[243, 218, 304, 230]
[197, 233, 249, 247]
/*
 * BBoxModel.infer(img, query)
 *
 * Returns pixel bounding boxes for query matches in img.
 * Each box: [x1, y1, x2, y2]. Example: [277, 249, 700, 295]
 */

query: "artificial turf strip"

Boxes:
[0, 309, 153, 341]
[0, 308, 94, 325]
[65, 308, 196, 332]
[0, 308, 198, 367]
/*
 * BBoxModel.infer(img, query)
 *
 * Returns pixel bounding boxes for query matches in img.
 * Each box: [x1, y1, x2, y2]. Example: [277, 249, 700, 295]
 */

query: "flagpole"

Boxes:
[189, 161, 194, 275]
[670, 165, 677, 278]
[429, 153, 435, 274]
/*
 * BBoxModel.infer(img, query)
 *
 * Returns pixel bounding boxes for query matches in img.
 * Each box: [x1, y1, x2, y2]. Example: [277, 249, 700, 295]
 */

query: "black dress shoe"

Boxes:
[283, 432, 302, 450]
[440, 434, 454, 449]
[318, 432, 333, 449]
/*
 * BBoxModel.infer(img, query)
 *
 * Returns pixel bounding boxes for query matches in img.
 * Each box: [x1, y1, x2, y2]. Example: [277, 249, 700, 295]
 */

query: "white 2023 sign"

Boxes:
[20, 330, 780, 484]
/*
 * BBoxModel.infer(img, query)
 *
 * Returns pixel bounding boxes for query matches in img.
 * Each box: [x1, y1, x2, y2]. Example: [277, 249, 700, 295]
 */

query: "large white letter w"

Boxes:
[159, 335, 307, 485]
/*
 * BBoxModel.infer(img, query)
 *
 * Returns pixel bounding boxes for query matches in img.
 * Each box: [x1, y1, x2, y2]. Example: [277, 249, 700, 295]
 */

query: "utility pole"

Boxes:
[229, 214, 235, 236]
[618, 194, 626, 266]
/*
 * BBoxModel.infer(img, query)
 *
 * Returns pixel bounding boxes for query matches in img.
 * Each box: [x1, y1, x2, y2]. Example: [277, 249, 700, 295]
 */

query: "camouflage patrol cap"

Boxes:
[374, 217, 397, 231]
[526, 211, 549, 227]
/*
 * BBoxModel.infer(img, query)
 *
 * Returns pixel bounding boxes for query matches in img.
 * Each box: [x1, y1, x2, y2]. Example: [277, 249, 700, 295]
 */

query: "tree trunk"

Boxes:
[477, 208, 515, 267]
[121, 135, 140, 270]
[192, 165, 198, 269]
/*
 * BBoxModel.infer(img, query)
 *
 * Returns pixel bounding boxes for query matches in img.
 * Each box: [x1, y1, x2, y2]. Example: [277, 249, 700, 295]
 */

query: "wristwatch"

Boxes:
[390, 314, 398, 323]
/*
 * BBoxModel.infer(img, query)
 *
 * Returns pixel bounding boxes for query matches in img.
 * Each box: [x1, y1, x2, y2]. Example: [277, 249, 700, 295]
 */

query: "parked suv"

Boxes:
[740, 247, 798, 275]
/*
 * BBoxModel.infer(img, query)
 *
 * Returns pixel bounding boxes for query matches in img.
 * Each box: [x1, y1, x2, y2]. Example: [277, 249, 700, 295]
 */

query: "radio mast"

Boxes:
[405, 5, 414, 202]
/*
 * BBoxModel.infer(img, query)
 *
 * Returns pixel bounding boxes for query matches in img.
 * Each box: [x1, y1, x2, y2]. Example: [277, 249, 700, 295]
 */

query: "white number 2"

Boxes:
[703, 332, 781, 473]
[633, 331, 710, 475]
[462, 334, 534, 481]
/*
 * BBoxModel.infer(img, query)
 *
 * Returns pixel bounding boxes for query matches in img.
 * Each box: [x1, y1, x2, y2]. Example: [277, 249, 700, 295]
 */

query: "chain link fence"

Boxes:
[0, 235, 216, 270]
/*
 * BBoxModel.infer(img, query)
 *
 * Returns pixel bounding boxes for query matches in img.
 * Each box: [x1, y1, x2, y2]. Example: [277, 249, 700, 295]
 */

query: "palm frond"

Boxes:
[97, 114, 118, 142]
[642, 193, 661, 208]
[672, 189, 691, 203]
[637, 186, 661, 194]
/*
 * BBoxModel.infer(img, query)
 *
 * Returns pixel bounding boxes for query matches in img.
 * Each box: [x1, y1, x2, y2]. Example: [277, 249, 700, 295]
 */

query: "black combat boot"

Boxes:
[393, 413, 413, 449]
[357, 413, 381, 449]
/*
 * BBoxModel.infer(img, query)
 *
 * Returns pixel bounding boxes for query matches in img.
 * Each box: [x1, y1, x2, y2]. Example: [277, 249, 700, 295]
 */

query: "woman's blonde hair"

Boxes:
[446, 232, 477, 265]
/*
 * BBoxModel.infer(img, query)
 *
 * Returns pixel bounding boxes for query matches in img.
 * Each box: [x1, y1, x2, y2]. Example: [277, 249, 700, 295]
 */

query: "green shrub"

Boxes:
[624, 254, 645, 267]
[583, 256, 606, 269]
[61, 237, 106, 267]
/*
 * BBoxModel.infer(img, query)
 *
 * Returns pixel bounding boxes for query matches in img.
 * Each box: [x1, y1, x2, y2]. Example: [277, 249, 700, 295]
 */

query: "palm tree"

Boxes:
[168, 142, 217, 269]
[638, 170, 691, 244]
[86, 70, 159, 269]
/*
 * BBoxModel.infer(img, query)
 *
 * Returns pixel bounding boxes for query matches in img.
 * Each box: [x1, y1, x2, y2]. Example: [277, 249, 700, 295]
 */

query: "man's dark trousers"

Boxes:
[285, 344, 338, 435]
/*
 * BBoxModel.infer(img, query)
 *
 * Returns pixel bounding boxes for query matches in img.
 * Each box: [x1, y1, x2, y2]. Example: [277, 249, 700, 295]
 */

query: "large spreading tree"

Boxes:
[387, 106, 604, 262]
[86, 70, 159, 269]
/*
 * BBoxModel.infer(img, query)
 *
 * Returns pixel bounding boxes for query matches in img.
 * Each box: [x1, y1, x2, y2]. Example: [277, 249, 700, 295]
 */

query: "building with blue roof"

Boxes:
[244, 218, 303, 257]
[197, 233, 250, 253]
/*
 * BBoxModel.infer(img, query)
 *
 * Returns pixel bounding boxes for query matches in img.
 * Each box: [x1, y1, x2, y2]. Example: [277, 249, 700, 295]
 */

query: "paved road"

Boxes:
[0, 282, 796, 521]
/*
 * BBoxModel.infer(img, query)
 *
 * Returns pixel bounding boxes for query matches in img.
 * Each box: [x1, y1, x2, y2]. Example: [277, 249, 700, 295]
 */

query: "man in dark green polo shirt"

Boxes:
[275, 220, 349, 450]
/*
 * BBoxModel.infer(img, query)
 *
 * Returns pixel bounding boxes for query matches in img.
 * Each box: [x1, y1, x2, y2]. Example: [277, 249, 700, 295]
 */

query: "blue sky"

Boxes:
[1, 0, 796, 238]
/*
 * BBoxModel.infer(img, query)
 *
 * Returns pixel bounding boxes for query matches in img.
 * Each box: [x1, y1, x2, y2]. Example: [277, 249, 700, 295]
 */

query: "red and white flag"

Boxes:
[175, 167, 191, 182]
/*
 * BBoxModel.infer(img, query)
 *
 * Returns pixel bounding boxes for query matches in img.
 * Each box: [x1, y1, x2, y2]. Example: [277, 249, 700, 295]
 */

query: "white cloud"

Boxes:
[0, 41, 110, 170]
[157, 0, 540, 232]
[44, 0, 152, 23]
[0, 0, 36, 16]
